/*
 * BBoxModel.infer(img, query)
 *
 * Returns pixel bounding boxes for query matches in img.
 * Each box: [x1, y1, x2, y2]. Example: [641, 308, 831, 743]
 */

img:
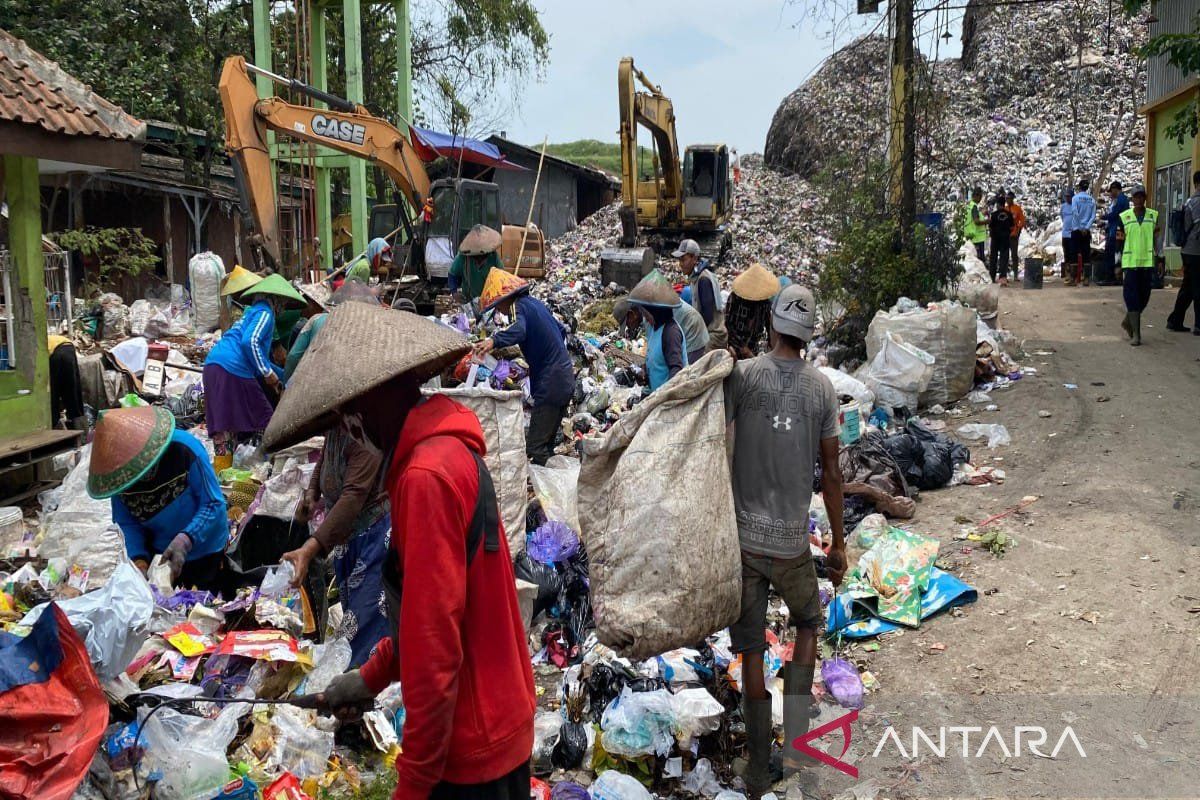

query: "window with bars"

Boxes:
[0, 248, 75, 370]
[0, 250, 14, 371]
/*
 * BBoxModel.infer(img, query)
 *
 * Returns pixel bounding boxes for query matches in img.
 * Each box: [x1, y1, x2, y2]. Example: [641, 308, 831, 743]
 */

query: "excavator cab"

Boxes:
[682, 144, 732, 223]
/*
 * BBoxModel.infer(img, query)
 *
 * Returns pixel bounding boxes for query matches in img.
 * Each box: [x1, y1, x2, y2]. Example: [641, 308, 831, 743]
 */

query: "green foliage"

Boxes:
[318, 769, 396, 800]
[52, 227, 159, 294]
[1125, 0, 1200, 144]
[544, 140, 651, 175]
[815, 159, 963, 349]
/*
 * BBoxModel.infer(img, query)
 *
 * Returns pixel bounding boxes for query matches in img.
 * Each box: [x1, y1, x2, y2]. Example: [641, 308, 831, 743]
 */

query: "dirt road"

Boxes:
[821, 283, 1200, 799]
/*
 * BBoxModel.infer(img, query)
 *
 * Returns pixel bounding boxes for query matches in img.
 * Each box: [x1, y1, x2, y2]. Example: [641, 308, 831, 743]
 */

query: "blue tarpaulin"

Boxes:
[410, 127, 526, 171]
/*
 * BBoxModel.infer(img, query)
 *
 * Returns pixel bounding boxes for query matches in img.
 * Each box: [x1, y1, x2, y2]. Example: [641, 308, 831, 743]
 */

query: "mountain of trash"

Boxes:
[765, 0, 1147, 222]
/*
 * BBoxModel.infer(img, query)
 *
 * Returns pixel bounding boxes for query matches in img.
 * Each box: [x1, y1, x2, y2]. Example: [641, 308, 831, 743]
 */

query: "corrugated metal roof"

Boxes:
[0, 27, 145, 141]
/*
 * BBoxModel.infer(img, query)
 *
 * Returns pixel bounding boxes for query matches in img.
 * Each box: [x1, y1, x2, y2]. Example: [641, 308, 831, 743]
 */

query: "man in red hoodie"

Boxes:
[263, 303, 535, 800]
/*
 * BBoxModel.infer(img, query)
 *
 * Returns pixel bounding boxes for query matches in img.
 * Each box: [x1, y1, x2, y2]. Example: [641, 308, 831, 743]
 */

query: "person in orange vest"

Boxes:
[1006, 191, 1026, 280]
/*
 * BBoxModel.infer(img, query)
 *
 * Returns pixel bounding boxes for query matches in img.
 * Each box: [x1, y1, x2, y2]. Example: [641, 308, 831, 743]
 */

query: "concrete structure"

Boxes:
[1142, 0, 1200, 271]
[0, 27, 143, 442]
[486, 136, 620, 239]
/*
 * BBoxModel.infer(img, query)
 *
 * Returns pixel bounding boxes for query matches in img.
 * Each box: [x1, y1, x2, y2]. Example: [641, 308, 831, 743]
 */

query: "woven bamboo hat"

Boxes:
[731, 263, 781, 301]
[221, 265, 263, 296]
[87, 406, 176, 498]
[628, 269, 682, 308]
[262, 302, 471, 451]
[479, 267, 530, 312]
[459, 225, 502, 256]
[241, 274, 306, 308]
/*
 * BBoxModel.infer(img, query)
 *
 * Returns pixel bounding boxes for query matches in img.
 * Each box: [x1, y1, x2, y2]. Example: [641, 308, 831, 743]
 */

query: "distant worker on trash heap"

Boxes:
[1167, 170, 1200, 334]
[203, 274, 305, 471]
[341, 237, 392, 287]
[963, 187, 988, 263]
[449, 224, 504, 304]
[1069, 178, 1097, 286]
[472, 268, 574, 465]
[628, 269, 689, 391]
[1006, 191, 1026, 280]
[1118, 185, 1160, 346]
[723, 284, 846, 799]
[987, 191, 1013, 286]
[262, 302, 535, 800]
[87, 406, 228, 590]
[47, 333, 85, 430]
[1059, 189, 1075, 281]
[676, 238, 728, 349]
[726, 263, 782, 359]
[613, 293, 708, 363]
[1101, 181, 1130, 286]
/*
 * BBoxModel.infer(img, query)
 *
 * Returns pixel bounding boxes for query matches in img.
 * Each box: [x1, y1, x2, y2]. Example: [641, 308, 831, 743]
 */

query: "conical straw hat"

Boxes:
[241, 274, 306, 308]
[263, 302, 471, 451]
[87, 406, 176, 498]
[479, 267, 529, 312]
[628, 269, 682, 308]
[221, 265, 263, 296]
[731, 263, 781, 301]
[459, 225, 503, 256]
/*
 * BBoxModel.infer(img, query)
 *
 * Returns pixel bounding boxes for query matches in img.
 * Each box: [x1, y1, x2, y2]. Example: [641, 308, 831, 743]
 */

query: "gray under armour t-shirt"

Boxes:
[724, 354, 840, 558]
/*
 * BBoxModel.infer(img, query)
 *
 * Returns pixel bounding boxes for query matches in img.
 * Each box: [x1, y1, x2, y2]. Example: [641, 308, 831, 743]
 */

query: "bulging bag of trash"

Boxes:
[855, 333, 934, 413]
[866, 303, 977, 407]
[578, 351, 740, 660]
[188, 252, 224, 333]
[600, 687, 676, 758]
[429, 387, 527, 556]
[590, 769, 652, 800]
[821, 657, 865, 709]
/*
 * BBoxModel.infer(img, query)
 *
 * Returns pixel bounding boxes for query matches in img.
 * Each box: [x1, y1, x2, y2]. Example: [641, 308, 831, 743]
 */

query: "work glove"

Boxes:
[317, 669, 376, 722]
[162, 533, 193, 581]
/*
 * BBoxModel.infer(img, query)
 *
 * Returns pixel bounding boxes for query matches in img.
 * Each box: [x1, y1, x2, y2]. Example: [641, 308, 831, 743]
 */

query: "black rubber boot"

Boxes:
[742, 697, 774, 800]
[1121, 312, 1132, 339]
[1130, 312, 1142, 346]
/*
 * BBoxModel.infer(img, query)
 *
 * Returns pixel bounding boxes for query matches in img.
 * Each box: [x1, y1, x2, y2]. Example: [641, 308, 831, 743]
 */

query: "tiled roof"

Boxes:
[0, 27, 145, 141]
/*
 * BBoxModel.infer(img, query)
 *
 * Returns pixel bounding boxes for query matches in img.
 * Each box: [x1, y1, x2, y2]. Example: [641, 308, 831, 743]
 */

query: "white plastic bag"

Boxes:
[670, 687, 724, 749]
[855, 333, 934, 412]
[270, 705, 334, 779]
[591, 770, 652, 800]
[38, 446, 129, 587]
[257, 459, 313, 520]
[188, 252, 225, 333]
[818, 366, 875, 409]
[957, 423, 1011, 448]
[528, 455, 581, 535]
[600, 687, 676, 758]
[532, 710, 564, 773]
[139, 701, 246, 800]
[681, 757, 723, 797]
[21, 561, 155, 678]
[866, 303, 977, 406]
[850, 513, 889, 549]
[302, 638, 353, 694]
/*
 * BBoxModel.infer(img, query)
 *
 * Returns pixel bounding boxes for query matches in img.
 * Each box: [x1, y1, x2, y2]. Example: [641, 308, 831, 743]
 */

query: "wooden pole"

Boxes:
[514, 137, 549, 273]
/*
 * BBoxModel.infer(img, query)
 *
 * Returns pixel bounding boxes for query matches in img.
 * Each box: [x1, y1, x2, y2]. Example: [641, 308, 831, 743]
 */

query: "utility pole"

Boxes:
[887, 0, 917, 246]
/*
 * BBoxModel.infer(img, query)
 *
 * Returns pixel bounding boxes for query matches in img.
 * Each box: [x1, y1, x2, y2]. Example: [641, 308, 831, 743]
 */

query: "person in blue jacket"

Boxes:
[627, 269, 688, 391]
[472, 268, 574, 465]
[203, 274, 305, 470]
[87, 406, 228, 590]
[1099, 181, 1130, 286]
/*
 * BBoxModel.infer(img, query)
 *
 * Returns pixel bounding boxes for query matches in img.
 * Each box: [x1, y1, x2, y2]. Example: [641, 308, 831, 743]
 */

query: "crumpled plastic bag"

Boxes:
[138, 700, 247, 800]
[819, 366, 875, 410]
[532, 710, 563, 773]
[22, 561, 155, 679]
[527, 519, 580, 564]
[681, 757, 723, 797]
[270, 705, 334, 779]
[956, 423, 1011, 448]
[302, 638, 352, 694]
[256, 459, 313, 520]
[590, 769, 652, 800]
[599, 687, 676, 758]
[529, 456, 581, 533]
[670, 687, 724, 749]
[850, 514, 889, 549]
[855, 333, 934, 412]
[821, 657, 865, 709]
[552, 781, 590, 800]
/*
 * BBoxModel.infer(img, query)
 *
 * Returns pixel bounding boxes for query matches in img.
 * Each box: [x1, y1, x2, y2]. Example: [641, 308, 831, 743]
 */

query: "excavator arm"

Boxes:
[219, 55, 430, 268]
[617, 57, 682, 218]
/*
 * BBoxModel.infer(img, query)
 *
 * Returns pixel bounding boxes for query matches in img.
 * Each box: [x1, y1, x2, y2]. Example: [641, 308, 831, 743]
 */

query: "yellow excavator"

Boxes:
[606, 57, 733, 282]
[218, 55, 543, 308]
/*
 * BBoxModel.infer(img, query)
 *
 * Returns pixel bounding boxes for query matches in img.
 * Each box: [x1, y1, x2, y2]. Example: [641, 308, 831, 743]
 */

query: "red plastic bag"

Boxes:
[530, 777, 552, 800]
[0, 604, 108, 800]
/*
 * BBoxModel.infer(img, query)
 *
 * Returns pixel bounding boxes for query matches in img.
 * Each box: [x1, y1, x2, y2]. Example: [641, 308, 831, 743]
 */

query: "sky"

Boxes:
[499, 1, 964, 154]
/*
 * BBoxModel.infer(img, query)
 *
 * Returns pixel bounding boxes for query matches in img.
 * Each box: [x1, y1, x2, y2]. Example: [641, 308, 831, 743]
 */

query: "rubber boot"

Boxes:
[1129, 312, 1142, 346]
[1121, 312, 1133, 339]
[742, 697, 774, 800]
[781, 660, 817, 775]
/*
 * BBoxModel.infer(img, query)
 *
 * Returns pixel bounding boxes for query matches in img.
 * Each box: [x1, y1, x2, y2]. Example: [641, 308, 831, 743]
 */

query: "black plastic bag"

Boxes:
[882, 434, 924, 489]
[919, 440, 955, 488]
[551, 721, 588, 769]
[514, 550, 564, 620]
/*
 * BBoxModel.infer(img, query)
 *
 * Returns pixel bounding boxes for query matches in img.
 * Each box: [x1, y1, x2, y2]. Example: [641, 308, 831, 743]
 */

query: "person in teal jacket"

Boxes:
[87, 406, 228, 590]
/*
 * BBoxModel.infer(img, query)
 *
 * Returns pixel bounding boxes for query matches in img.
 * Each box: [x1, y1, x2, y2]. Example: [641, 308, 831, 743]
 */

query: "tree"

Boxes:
[1125, 0, 1200, 143]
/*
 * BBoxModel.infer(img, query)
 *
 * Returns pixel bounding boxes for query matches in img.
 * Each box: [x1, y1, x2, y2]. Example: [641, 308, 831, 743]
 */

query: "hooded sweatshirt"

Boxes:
[359, 395, 535, 798]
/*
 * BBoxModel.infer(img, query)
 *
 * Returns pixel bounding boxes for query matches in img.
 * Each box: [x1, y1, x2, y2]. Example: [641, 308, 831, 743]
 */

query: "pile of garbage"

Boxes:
[765, 0, 1146, 224]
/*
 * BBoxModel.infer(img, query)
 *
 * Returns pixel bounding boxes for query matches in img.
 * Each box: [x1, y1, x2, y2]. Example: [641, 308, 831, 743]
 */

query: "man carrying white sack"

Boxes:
[723, 283, 847, 799]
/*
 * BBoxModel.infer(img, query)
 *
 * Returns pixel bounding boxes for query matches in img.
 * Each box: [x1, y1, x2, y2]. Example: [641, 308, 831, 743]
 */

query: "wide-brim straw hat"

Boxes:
[221, 265, 263, 296]
[459, 225, 503, 256]
[263, 302, 471, 451]
[480, 267, 530, 312]
[628, 269, 682, 308]
[87, 406, 176, 498]
[241, 274, 306, 308]
[731, 263, 781, 301]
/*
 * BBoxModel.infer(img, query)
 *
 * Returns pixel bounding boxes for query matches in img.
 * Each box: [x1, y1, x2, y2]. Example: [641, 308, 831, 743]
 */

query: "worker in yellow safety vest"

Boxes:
[1117, 185, 1159, 346]
[963, 187, 988, 262]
